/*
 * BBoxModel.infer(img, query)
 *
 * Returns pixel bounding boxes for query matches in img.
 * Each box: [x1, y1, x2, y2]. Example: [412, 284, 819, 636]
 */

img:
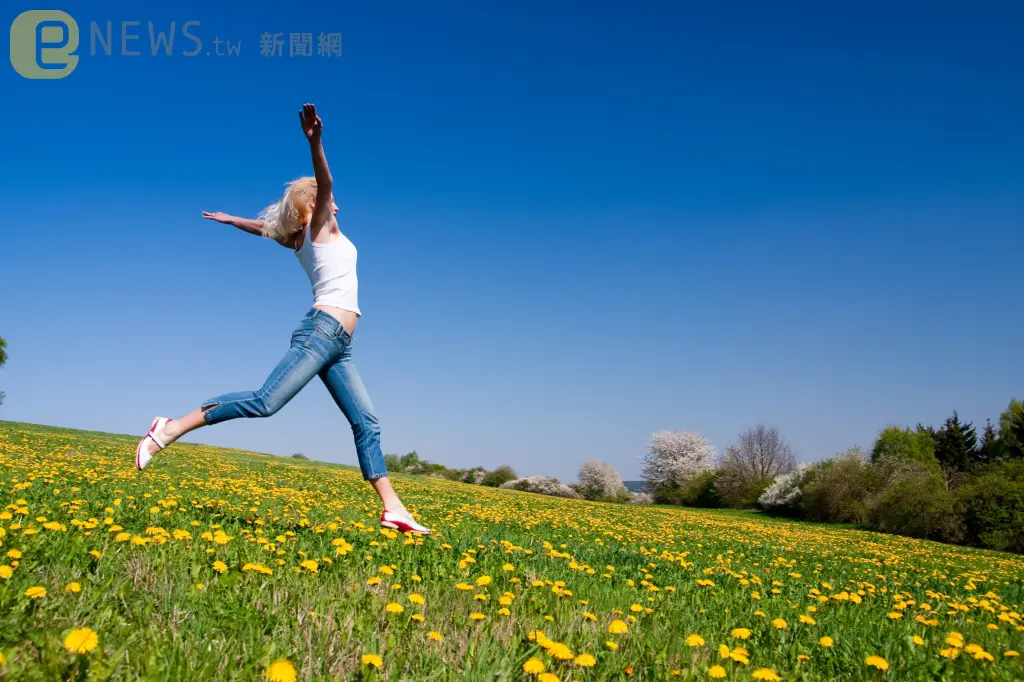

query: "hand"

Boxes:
[298, 103, 323, 141]
[202, 211, 232, 224]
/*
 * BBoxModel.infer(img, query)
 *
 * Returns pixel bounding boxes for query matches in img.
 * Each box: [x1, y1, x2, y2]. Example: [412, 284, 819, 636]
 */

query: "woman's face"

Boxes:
[312, 195, 339, 215]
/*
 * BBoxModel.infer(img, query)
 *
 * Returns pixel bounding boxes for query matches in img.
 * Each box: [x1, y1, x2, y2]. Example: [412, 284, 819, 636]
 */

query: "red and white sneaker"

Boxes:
[380, 510, 431, 535]
[136, 417, 171, 471]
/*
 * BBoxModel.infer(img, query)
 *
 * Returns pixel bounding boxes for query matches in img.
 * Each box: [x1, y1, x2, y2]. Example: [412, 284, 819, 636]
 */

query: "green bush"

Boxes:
[716, 473, 773, 510]
[868, 464, 962, 543]
[480, 465, 518, 488]
[651, 470, 721, 507]
[800, 449, 875, 524]
[956, 459, 1024, 553]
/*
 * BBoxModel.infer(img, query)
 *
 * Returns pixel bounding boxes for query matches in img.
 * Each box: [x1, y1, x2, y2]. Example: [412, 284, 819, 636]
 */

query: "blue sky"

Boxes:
[1, 1, 1022, 481]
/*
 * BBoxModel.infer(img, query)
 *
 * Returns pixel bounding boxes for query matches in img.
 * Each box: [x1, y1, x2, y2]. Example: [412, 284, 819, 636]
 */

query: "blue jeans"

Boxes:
[201, 309, 388, 480]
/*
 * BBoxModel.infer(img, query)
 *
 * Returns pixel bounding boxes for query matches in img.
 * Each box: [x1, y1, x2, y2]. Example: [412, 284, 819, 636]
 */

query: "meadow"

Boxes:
[0, 421, 1021, 681]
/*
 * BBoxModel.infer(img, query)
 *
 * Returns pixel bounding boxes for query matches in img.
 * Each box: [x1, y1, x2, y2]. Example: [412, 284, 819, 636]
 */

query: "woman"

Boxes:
[136, 103, 429, 535]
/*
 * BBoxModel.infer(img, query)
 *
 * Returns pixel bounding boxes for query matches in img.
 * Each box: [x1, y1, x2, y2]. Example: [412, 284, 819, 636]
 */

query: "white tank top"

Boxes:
[295, 225, 361, 315]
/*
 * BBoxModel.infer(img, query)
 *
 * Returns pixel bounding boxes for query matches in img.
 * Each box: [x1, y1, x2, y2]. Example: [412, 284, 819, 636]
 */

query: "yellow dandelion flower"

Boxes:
[523, 658, 545, 674]
[469, 612, 485, 621]
[64, 627, 99, 654]
[476, 575, 492, 586]
[731, 628, 751, 639]
[606, 641, 619, 651]
[538, 674, 560, 682]
[409, 593, 425, 605]
[608, 619, 628, 634]
[25, 586, 46, 599]
[912, 635, 925, 646]
[772, 618, 788, 630]
[361, 653, 383, 668]
[0, 565, 13, 579]
[819, 636, 834, 647]
[573, 653, 596, 667]
[686, 634, 705, 647]
[65, 582, 81, 593]
[1003, 650, 1019, 657]
[751, 669, 781, 681]
[708, 665, 727, 678]
[300, 559, 318, 573]
[865, 655, 888, 670]
[427, 631, 443, 641]
[385, 602, 404, 614]
[212, 561, 228, 574]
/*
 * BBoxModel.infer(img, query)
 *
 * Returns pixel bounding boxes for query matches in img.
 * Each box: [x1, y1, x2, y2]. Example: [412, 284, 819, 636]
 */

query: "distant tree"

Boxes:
[721, 425, 796, 480]
[0, 336, 6, 406]
[979, 419, 1004, 463]
[717, 426, 796, 509]
[999, 398, 1024, 459]
[933, 411, 978, 473]
[384, 453, 403, 472]
[870, 426, 937, 466]
[641, 431, 715, 493]
[399, 451, 421, 470]
[577, 460, 625, 501]
[291, 453, 309, 460]
[480, 465, 518, 487]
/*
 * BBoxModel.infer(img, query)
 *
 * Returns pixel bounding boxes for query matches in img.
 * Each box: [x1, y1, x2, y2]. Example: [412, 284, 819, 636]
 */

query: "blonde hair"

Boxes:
[258, 177, 318, 241]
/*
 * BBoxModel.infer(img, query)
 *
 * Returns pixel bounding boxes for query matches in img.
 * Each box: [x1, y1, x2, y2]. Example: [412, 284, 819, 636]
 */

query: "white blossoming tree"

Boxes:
[641, 430, 716, 493]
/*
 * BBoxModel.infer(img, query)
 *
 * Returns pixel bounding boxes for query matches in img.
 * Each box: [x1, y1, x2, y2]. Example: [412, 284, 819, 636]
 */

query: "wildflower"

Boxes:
[608, 619, 628, 634]
[606, 641, 619, 650]
[212, 561, 228, 574]
[476, 575, 492, 586]
[264, 659, 296, 679]
[708, 665, 727, 678]
[64, 628, 99, 654]
[427, 631, 443, 641]
[7, 549, 22, 559]
[361, 653, 383, 668]
[865, 655, 889, 671]
[574, 653, 596, 667]
[523, 658, 545, 674]
[385, 602, 404, 614]
[411, 613, 425, 622]
[939, 648, 960, 660]
[819, 636, 834, 647]
[752, 669, 781, 681]
[0, 565, 12, 579]
[687, 634, 705, 647]
[799, 615, 816, 625]
[469, 612, 485, 621]
[503, 563, 515, 571]
[731, 628, 751, 639]
[538, 674, 560, 682]
[409, 593, 425, 605]
[65, 582, 81, 593]
[912, 636, 925, 646]
[1004, 650, 1019, 657]
[772, 618, 788, 630]
[25, 586, 46, 599]
[300, 559, 318, 573]
[548, 642, 574, 660]
[946, 632, 964, 648]
[367, 576, 382, 586]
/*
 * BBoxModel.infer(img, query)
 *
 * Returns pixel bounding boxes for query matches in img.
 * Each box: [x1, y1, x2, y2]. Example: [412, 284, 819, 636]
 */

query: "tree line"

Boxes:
[642, 398, 1024, 554]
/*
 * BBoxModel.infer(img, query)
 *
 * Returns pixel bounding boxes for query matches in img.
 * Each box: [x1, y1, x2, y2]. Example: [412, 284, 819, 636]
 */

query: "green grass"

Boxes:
[0, 421, 1022, 681]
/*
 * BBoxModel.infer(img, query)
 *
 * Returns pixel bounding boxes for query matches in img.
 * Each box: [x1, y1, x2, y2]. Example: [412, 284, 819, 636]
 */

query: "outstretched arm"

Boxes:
[298, 103, 336, 241]
[202, 211, 265, 237]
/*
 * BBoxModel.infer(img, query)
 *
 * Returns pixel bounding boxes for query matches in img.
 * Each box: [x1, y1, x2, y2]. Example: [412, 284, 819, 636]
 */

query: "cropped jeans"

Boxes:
[201, 309, 388, 480]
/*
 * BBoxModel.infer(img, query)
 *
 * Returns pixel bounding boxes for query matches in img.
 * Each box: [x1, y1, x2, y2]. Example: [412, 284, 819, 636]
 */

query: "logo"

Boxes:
[10, 10, 79, 79]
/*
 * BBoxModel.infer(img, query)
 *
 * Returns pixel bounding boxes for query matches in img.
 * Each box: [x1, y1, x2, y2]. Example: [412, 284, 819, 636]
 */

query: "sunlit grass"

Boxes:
[0, 421, 1021, 681]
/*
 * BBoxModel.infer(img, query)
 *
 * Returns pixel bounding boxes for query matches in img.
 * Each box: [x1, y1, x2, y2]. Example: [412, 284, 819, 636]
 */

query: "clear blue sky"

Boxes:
[2, 1, 1022, 481]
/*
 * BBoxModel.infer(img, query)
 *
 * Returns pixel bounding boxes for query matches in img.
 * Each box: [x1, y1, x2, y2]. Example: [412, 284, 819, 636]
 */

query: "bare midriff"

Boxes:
[314, 305, 359, 335]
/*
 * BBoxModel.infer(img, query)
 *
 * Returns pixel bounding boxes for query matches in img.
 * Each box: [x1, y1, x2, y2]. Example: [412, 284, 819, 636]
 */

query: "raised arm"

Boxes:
[298, 103, 336, 241]
[202, 211, 265, 236]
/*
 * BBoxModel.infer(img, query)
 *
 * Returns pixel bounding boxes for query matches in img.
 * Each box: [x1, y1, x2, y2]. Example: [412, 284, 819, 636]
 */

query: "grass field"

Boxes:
[0, 421, 1021, 681]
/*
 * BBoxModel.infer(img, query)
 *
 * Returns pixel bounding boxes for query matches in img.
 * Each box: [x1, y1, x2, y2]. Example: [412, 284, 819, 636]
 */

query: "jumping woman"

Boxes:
[135, 103, 430, 535]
